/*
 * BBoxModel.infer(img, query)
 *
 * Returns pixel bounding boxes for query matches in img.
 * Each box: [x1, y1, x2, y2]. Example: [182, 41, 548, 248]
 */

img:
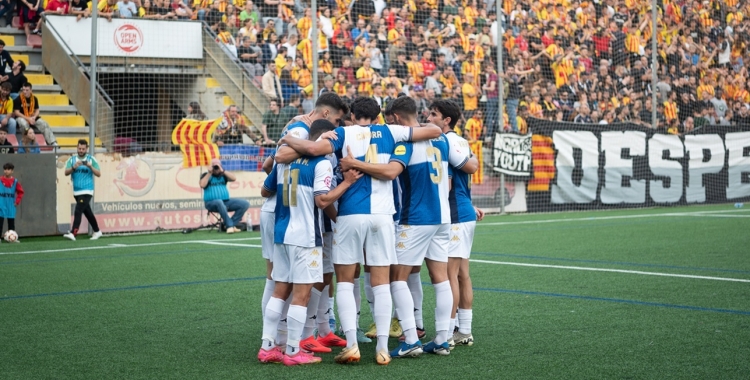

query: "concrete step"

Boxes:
[57, 136, 103, 147]
[56, 147, 107, 154]
[27, 74, 53, 85]
[32, 84, 62, 93]
[5, 45, 36, 53]
[45, 114, 85, 127]
[41, 105, 77, 113]
[36, 93, 70, 106]
[51, 126, 90, 134]
[27, 64, 42, 73]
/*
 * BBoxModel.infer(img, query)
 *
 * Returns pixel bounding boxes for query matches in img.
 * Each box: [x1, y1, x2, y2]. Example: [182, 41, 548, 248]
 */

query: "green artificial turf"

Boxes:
[1, 204, 749, 379]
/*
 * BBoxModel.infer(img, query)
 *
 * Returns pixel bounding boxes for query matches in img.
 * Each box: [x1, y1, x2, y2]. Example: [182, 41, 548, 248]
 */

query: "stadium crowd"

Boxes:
[3, 0, 750, 141]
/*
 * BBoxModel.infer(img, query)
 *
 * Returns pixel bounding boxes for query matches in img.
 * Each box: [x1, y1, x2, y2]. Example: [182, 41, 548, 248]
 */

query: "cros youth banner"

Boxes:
[526, 119, 750, 212]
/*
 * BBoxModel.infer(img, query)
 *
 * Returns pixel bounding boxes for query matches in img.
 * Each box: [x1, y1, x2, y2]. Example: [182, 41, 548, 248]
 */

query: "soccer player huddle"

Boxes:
[258, 92, 483, 366]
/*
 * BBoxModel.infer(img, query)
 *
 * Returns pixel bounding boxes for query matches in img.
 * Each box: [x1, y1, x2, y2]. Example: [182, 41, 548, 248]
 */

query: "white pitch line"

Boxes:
[478, 208, 750, 227]
[198, 241, 262, 248]
[0, 237, 262, 256]
[682, 214, 750, 218]
[471, 259, 750, 283]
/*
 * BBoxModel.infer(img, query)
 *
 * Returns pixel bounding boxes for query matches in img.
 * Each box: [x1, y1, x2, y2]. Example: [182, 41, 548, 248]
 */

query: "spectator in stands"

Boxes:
[0, 83, 16, 135]
[94, 0, 120, 22]
[259, 0, 282, 37]
[13, 83, 57, 146]
[186, 101, 206, 121]
[7, 61, 25, 100]
[17, 127, 39, 154]
[0, 41, 11, 82]
[171, 0, 192, 19]
[238, 36, 264, 77]
[116, 0, 138, 18]
[213, 105, 258, 146]
[261, 63, 283, 103]
[278, 69, 297, 103]
[70, 0, 90, 20]
[260, 98, 283, 143]
[34, 0, 70, 33]
[200, 158, 249, 234]
[573, 105, 593, 124]
[205, 0, 224, 28]
[146, 0, 178, 19]
[279, 93, 300, 124]
[19, 0, 43, 40]
[0, 129, 13, 154]
[239, 1, 260, 25]
[461, 73, 478, 117]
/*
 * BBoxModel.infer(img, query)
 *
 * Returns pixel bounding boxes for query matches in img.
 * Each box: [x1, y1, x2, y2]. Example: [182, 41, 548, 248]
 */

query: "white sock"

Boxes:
[372, 284, 392, 351]
[302, 288, 322, 339]
[449, 318, 457, 335]
[391, 281, 417, 344]
[317, 285, 332, 336]
[328, 296, 335, 320]
[457, 308, 473, 335]
[433, 281, 453, 344]
[276, 295, 291, 346]
[261, 279, 275, 318]
[262, 296, 285, 344]
[407, 273, 424, 329]
[336, 282, 357, 348]
[353, 278, 362, 329]
[363, 272, 374, 320]
[285, 305, 306, 355]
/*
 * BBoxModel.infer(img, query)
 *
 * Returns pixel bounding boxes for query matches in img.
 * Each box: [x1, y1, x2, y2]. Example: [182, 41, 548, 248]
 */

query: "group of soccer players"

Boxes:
[257, 92, 483, 366]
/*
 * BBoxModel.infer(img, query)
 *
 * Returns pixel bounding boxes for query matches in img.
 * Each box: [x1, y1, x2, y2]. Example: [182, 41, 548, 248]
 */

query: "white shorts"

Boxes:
[260, 211, 275, 261]
[447, 221, 476, 259]
[395, 224, 451, 266]
[322, 232, 335, 274]
[271, 244, 324, 284]
[333, 214, 396, 266]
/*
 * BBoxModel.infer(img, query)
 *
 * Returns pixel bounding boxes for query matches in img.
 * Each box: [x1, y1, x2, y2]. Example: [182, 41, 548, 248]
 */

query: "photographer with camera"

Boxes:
[200, 158, 250, 234]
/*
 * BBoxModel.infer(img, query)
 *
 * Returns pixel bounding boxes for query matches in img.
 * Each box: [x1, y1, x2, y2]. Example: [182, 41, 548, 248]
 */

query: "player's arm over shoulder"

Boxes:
[260, 166, 278, 198]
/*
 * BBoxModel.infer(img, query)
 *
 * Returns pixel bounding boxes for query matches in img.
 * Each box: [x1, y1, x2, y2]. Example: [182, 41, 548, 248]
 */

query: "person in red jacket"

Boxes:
[1, 162, 24, 242]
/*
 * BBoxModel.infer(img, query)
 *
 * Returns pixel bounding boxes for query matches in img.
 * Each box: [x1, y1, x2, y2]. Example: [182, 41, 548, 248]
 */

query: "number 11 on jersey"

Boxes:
[282, 168, 300, 207]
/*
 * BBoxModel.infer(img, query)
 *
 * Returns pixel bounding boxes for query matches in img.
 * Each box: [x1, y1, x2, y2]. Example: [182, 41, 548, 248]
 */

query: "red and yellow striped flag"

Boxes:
[172, 118, 221, 168]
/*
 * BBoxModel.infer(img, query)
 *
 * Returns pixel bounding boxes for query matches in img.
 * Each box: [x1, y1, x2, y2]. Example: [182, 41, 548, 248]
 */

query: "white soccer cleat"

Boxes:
[91, 231, 103, 240]
[63, 232, 76, 241]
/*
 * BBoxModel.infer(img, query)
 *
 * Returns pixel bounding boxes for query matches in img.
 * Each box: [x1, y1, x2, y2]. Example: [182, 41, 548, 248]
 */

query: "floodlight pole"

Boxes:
[311, 0, 319, 102]
[89, 5, 98, 155]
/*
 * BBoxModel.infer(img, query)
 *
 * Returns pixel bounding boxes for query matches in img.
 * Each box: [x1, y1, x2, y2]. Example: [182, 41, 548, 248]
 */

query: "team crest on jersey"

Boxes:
[394, 145, 406, 155]
[309, 260, 319, 268]
[396, 242, 406, 249]
[324, 176, 332, 188]
[451, 235, 460, 242]
[311, 249, 320, 256]
[399, 232, 408, 238]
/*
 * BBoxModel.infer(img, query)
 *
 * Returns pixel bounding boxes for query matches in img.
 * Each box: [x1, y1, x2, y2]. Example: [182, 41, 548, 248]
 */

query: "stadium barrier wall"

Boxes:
[55, 152, 267, 234]
[509, 120, 750, 213]
[46, 15, 203, 59]
[0, 153, 58, 237]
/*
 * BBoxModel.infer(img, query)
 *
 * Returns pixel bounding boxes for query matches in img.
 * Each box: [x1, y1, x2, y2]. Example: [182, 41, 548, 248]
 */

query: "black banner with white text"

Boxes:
[526, 119, 750, 212]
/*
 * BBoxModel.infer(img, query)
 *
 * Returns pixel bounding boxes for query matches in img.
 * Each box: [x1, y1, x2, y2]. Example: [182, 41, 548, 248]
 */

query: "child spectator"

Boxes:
[0, 162, 23, 243]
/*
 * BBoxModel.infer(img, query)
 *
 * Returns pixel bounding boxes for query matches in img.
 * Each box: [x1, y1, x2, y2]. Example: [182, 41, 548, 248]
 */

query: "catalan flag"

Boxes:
[172, 118, 221, 168]
[528, 135, 556, 192]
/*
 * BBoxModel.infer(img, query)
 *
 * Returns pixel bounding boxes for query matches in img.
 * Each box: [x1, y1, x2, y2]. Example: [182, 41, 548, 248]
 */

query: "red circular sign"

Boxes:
[114, 24, 143, 54]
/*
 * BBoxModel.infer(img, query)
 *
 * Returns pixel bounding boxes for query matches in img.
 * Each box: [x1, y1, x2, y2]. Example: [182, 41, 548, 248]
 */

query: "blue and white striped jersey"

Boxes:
[262, 156, 333, 248]
[321, 152, 340, 233]
[445, 132, 476, 223]
[328, 124, 412, 216]
[390, 134, 451, 225]
[65, 154, 100, 196]
[281, 121, 310, 140]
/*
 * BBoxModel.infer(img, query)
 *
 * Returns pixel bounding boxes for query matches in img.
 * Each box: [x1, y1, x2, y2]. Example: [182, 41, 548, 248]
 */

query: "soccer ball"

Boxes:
[3, 230, 18, 243]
